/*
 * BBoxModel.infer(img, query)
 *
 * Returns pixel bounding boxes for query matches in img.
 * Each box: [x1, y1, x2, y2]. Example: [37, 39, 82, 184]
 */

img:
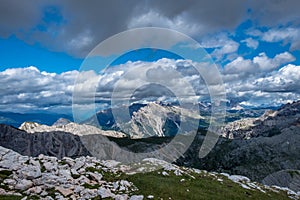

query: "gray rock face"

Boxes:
[177, 125, 300, 183]
[15, 179, 33, 190]
[52, 118, 72, 126]
[86, 102, 203, 138]
[262, 170, 300, 192]
[0, 124, 91, 159]
[98, 187, 113, 198]
[19, 165, 42, 179]
[221, 100, 300, 139]
[19, 121, 127, 138]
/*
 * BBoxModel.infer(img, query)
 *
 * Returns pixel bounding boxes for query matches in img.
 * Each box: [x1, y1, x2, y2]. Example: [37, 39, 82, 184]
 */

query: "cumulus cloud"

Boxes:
[241, 38, 259, 49]
[223, 62, 300, 107]
[0, 67, 78, 113]
[1, 57, 299, 113]
[255, 64, 300, 93]
[199, 33, 240, 61]
[248, 27, 300, 51]
[93, 59, 212, 103]
[224, 51, 295, 74]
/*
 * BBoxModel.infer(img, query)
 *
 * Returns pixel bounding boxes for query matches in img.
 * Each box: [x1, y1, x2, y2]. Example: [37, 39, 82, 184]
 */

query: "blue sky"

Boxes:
[0, 0, 300, 114]
[1, 25, 299, 73]
[0, 36, 82, 73]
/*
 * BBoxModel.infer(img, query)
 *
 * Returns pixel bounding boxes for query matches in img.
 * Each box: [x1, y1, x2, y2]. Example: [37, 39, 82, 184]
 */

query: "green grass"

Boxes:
[71, 173, 81, 179]
[0, 195, 23, 200]
[84, 164, 293, 200]
[83, 183, 100, 189]
[58, 160, 68, 166]
[125, 170, 292, 200]
[0, 170, 12, 180]
[287, 170, 300, 178]
[39, 161, 46, 173]
[26, 195, 40, 200]
[85, 166, 127, 182]
[45, 187, 57, 198]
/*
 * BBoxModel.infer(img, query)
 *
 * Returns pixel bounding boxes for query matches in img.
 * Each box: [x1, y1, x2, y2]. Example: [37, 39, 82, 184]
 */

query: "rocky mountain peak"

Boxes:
[19, 121, 42, 131]
[19, 121, 127, 138]
[52, 118, 72, 126]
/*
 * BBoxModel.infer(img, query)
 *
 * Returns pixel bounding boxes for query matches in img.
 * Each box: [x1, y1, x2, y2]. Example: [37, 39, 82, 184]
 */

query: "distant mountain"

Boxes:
[84, 102, 208, 138]
[0, 101, 299, 192]
[221, 100, 300, 139]
[19, 119, 127, 138]
[84, 101, 280, 137]
[0, 111, 73, 128]
[175, 100, 300, 182]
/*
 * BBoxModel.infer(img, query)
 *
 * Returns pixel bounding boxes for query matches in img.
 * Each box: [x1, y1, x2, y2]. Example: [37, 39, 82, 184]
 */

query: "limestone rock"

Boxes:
[98, 187, 113, 198]
[130, 195, 144, 200]
[15, 179, 33, 190]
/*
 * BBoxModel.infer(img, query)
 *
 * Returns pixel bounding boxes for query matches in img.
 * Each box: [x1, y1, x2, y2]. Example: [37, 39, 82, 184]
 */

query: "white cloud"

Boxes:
[128, 11, 202, 37]
[199, 33, 240, 61]
[254, 64, 300, 93]
[223, 63, 300, 107]
[0, 67, 78, 113]
[249, 27, 300, 51]
[1, 57, 299, 114]
[224, 51, 295, 74]
[224, 57, 257, 74]
[211, 41, 239, 60]
[241, 38, 259, 49]
[253, 52, 295, 71]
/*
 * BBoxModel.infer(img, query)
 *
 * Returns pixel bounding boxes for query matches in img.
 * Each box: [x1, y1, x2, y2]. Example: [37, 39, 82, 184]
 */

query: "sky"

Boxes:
[0, 0, 300, 115]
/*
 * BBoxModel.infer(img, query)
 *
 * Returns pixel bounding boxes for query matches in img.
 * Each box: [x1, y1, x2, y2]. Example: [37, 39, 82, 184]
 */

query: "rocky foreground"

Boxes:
[0, 146, 299, 200]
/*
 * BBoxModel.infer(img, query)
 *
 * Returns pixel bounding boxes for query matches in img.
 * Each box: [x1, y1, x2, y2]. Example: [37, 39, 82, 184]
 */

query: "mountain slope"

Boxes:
[0, 124, 91, 158]
[221, 100, 300, 139]
[0, 146, 297, 200]
[85, 102, 206, 138]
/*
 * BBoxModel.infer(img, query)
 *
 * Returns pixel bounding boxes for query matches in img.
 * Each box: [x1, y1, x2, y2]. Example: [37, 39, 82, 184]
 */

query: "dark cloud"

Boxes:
[1, 0, 299, 57]
[149, 0, 246, 29]
[249, 0, 300, 26]
[0, 1, 43, 37]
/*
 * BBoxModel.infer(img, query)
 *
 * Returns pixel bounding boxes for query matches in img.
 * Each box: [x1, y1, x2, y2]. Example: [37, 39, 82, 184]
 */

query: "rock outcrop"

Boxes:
[0, 124, 187, 163]
[0, 124, 91, 158]
[177, 125, 300, 183]
[262, 170, 300, 193]
[19, 120, 127, 138]
[221, 100, 300, 139]
[19, 119, 127, 138]
[0, 146, 298, 200]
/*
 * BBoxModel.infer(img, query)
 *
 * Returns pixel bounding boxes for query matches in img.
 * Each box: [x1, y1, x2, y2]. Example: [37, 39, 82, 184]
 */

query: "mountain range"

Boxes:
[0, 100, 299, 197]
[0, 111, 72, 128]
